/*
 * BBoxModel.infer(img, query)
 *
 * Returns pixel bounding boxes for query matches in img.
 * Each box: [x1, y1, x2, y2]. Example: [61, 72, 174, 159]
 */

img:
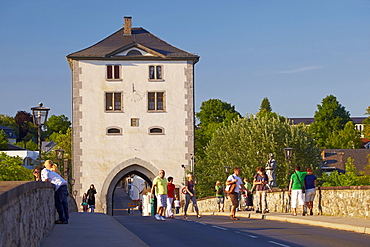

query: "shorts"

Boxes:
[291, 189, 305, 208]
[229, 193, 239, 207]
[156, 194, 167, 208]
[216, 197, 224, 204]
[305, 188, 316, 202]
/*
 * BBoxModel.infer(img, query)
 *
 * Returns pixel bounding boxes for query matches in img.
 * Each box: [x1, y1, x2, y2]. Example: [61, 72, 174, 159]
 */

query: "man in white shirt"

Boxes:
[226, 167, 247, 220]
[41, 160, 69, 224]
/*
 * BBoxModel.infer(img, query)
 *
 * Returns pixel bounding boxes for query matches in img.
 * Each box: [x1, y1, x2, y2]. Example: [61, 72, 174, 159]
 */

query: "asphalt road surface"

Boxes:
[114, 214, 370, 247]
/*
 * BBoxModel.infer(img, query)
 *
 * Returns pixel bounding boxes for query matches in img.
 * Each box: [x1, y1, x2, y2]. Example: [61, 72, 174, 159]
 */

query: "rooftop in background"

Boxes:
[289, 117, 367, 125]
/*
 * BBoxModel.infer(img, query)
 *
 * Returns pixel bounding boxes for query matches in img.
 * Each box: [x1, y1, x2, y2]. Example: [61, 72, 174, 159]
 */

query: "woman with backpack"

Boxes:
[215, 180, 224, 212]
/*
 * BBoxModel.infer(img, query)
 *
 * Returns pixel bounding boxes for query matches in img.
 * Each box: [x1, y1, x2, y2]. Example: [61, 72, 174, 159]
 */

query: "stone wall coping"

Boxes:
[197, 185, 370, 201]
[0, 181, 54, 210]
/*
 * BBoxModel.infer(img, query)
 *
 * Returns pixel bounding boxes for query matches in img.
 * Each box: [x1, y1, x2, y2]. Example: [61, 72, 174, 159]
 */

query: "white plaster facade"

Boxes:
[67, 18, 199, 214]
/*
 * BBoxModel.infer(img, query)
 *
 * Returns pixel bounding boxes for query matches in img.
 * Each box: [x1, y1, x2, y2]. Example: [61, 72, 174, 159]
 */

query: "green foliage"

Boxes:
[13, 140, 38, 151]
[0, 130, 8, 150]
[195, 99, 241, 160]
[45, 115, 71, 136]
[326, 121, 361, 149]
[0, 152, 33, 181]
[319, 157, 370, 186]
[196, 115, 321, 198]
[0, 114, 18, 138]
[310, 95, 351, 148]
[48, 128, 72, 159]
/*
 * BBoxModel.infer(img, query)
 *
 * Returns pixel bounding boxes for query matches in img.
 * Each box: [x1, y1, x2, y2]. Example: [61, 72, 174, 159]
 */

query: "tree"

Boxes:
[326, 121, 361, 149]
[14, 111, 35, 142]
[13, 139, 38, 151]
[0, 114, 18, 138]
[0, 152, 33, 181]
[45, 115, 71, 136]
[195, 99, 241, 160]
[363, 106, 370, 139]
[48, 127, 72, 159]
[310, 95, 351, 148]
[0, 130, 8, 150]
[319, 157, 370, 186]
[196, 115, 321, 197]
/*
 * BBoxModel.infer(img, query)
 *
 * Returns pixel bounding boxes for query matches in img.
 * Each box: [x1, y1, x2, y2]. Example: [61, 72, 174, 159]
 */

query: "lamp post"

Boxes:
[284, 147, 294, 186]
[223, 166, 230, 180]
[31, 103, 50, 166]
[55, 149, 65, 178]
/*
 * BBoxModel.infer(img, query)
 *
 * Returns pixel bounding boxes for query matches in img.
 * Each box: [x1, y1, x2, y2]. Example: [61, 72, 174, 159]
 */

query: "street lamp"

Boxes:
[224, 166, 230, 179]
[55, 149, 65, 178]
[284, 147, 294, 186]
[31, 103, 50, 166]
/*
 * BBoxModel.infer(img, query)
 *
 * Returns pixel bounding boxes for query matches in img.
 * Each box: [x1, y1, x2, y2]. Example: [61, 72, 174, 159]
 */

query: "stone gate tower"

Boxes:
[67, 17, 199, 214]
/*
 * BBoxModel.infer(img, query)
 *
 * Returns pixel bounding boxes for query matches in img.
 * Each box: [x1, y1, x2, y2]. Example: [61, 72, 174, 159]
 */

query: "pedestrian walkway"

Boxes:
[40, 212, 148, 247]
[200, 210, 370, 235]
[41, 209, 370, 247]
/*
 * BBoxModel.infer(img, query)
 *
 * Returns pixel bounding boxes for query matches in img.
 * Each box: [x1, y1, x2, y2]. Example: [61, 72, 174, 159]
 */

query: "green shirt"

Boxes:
[215, 185, 224, 197]
[244, 182, 252, 191]
[290, 171, 308, 190]
[153, 176, 167, 195]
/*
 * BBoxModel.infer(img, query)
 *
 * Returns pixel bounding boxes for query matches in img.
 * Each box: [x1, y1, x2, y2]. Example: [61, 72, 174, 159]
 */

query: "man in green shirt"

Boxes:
[215, 180, 224, 212]
[289, 165, 308, 216]
[151, 170, 168, 221]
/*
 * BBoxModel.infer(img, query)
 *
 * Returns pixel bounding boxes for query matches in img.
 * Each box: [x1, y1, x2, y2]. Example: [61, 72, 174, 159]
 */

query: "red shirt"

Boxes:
[167, 183, 175, 198]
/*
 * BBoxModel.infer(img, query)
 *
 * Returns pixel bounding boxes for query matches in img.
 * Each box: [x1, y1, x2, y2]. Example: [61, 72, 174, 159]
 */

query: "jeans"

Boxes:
[256, 190, 267, 212]
[184, 193, 199, 214]
[55, 185, 69, 222]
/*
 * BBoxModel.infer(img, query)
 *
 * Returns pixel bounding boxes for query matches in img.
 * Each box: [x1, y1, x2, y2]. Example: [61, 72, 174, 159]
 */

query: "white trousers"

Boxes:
[166, 197, 174, 217]
[291, 189, 305, 208]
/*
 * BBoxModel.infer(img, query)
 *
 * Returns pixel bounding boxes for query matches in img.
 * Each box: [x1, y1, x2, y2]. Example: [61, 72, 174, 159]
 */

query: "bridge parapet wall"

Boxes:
[0, 181, 77, 247]
[197, 186, 370, 218]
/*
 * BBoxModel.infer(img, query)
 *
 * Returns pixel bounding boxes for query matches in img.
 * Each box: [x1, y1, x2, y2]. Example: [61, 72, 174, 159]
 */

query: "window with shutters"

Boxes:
[106, 65, 121, 80]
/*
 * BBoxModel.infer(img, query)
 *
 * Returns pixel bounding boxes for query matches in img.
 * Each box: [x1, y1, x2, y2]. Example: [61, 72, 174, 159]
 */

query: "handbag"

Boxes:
[225, 183, 236, 194]
[294, 171, 305, 193]
[225, 175, 237, 193]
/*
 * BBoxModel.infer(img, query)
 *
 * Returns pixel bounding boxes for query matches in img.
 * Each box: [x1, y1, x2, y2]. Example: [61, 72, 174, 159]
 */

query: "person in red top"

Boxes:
[166, 177, 175, 218]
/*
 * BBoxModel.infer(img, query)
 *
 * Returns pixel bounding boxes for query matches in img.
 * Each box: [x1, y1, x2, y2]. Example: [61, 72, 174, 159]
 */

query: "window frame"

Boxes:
[130, 118, 139, 127]
[105, 92, 123, 112]
[148, 65, 164, 81]
[148, 126, 165, 135]
[147, 91, 165, 112]
[106, 127, 123, 136]
[106, 65, 122, 81]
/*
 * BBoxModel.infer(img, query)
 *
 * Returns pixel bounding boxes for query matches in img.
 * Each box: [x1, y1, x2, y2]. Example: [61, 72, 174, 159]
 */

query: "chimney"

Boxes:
[124, 16, 132, 35]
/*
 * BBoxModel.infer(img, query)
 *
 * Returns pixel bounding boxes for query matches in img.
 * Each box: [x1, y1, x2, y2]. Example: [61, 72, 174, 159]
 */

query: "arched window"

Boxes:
[148, 127, 164, 135]
[127, 50, 142, 56]
[107, 127, 122, 135]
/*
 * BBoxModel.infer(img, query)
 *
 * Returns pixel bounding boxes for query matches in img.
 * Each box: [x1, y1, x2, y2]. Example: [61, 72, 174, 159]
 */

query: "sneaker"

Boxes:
[155, 214, 161, 221]
[160, 216, 166, 221]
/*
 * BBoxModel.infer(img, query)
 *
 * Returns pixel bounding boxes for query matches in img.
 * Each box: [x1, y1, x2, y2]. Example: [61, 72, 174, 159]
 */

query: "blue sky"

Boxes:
[0, 0, 369, 120]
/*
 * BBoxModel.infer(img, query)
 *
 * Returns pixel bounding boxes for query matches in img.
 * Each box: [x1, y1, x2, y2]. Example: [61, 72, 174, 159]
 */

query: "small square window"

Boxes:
[131, 118, 139, 127]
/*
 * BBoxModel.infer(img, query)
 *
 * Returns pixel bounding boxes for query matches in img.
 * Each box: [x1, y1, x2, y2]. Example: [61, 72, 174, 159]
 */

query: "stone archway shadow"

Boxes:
[101, 157, 158, 215]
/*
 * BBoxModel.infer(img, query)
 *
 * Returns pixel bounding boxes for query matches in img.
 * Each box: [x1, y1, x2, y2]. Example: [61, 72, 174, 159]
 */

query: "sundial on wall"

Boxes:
[129, 83, 145, 102]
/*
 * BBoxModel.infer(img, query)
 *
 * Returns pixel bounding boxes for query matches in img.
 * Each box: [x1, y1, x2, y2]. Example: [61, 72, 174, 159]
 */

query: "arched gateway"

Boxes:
[101, 158, 158, 215]
[67, 17, 199, 214]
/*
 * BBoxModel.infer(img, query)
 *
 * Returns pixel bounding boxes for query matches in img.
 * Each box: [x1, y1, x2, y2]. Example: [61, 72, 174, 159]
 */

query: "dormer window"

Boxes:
[149, 65, 163, 81]
[107, 65, 121, 80]
[127, 50, 142, 56]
